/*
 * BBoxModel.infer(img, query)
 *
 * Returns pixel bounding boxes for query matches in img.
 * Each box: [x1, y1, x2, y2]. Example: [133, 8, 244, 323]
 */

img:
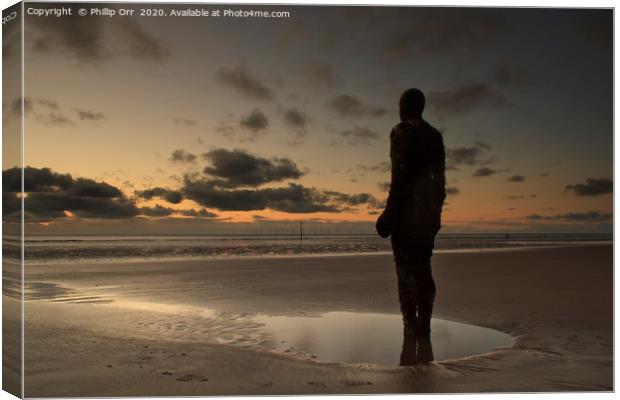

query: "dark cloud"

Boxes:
[3, 167, 138, 222]
[173, 118, 197, 127]
[181, 178, 377, 214]
[136, 187, 183, 204]
[358, 162, 391, 173]
[505, 194, 537, 200]
[494, 64, 535, 87]
[323, 190, 380, 208]
[202, 149, 304, 188]
[11, 97, 32, 115]
[507, 174, 525, 182]
[305, 62, 340, 88]
[170, 150, 197, 164]
[39, 113, 75, 127]
[70, 178, 123, 198]
[215, 120, 244, 142]
[283, 108, 309, 144]
[216, 65, 274, 101]
[240, 109, 269, 132]
[115, 19, 170, 62]
[37, 99, 60, 110]
[75, 109, 105, 121]
[217, 111, 271, 142]
[3, 167, 228, 222]
[527, 211, 612, 223]
[26, 193, 138, 221]
[139, 204, 175, 217]
[283, 109, 308, 129]
[336, 127, 380, 146]
[179, 208, 218, 218]
[565, 178, 612, 196]
[380, 9, 504, 61]
[1, 166, 363, 222]
[171, 147, 381, 213]
[30, 15, 106, 62]
[29, 15, 169, 63]
[446, 186, 460, 195]
[4, 166, 72, 193]
[6, 167, 122, 198]
[326, 94, 387, 118]
[427, 84, 505, 120]
[473, 167, 499, 177]
[261, 184, 352, 213]
[446, 141, 492, 166]
[182, 179, 266, 211]
[10, 97, 35, 115]
[181, 180, 334, 213]
[10, 97, 76, 126]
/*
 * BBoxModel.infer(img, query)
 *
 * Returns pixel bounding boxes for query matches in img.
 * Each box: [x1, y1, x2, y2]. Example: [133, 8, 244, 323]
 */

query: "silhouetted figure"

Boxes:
[376, 88, 446, 337]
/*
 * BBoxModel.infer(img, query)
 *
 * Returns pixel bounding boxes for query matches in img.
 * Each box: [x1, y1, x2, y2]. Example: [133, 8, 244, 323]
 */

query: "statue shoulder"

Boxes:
[390, 122, 414, 141]
[390, 123, 416, 162]
[419, 122, 444, 146]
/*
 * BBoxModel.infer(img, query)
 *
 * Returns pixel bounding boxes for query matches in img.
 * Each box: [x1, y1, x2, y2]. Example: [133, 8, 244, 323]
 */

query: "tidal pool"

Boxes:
[254, 311, 513, 366]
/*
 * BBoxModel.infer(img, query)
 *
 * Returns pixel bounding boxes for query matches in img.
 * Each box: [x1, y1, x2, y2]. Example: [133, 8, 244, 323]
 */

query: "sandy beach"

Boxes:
[4, 245, 613, 396]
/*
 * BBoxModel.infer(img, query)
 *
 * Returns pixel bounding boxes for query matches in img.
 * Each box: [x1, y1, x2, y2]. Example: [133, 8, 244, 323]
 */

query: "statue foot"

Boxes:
[416, 335, 434, 363]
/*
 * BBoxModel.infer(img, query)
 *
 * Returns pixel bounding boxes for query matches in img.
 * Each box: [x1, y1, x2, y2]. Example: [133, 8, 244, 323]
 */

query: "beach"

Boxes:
[5, 244, 613, 396]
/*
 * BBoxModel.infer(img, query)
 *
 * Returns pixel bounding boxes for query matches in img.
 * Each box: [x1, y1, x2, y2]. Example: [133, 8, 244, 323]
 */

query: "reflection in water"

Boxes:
[400, 333, 434, 365]
[255, 311, 513, 366]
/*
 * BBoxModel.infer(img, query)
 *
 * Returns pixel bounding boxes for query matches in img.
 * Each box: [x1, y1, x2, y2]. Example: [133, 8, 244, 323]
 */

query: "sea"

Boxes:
[2, 233, 612, 265]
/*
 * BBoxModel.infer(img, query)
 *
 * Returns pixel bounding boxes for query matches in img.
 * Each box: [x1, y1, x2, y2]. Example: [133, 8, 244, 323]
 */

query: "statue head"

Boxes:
[399, 88, 425, 121]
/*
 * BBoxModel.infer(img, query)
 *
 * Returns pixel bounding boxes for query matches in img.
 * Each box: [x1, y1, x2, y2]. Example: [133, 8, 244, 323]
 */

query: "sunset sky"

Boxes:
[3, 5, 613, 234]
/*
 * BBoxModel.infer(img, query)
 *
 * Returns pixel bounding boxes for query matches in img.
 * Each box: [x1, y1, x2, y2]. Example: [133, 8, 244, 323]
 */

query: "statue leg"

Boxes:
[392, 235, 419, 335]
[413, 243, 435, 335]
[395, 259, 419, 335]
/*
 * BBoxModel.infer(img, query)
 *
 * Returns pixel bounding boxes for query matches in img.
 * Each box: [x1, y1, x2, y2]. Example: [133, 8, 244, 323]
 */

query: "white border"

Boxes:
[0, 1, 616, 400]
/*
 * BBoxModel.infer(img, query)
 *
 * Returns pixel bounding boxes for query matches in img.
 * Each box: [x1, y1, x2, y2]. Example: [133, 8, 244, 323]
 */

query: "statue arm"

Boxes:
[430, 131, 447, 209]
[376, 125, 410, 237]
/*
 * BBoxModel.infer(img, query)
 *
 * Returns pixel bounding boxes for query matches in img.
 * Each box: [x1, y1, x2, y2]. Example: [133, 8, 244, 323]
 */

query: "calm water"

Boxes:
[4, 233, 611, 264]
[255, 311, 514, 365]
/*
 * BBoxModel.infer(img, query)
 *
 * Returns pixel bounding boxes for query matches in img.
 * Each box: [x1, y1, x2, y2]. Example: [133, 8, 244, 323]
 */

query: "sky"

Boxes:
[2, 4, 613, 234]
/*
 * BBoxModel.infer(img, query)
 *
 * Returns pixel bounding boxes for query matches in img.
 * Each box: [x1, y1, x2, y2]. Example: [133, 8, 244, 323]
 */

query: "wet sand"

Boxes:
[6, 245, 613, 396]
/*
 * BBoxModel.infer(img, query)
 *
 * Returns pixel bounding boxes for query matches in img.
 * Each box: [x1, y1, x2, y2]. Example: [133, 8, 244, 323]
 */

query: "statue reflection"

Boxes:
[399, 332, 434, 365]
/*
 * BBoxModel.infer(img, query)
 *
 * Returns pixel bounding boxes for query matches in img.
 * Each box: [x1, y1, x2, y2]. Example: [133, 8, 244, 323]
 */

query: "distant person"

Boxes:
[376, 88, 446, 338]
